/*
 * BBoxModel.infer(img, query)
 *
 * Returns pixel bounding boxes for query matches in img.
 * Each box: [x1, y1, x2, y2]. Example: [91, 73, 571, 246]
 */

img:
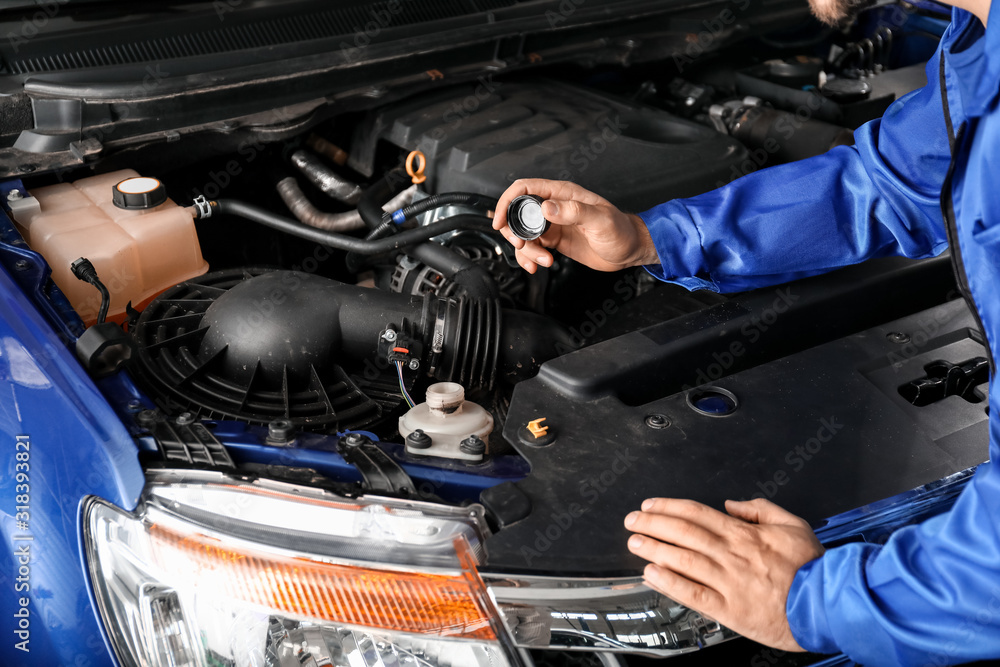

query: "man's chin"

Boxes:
[808, 0, 874, 26]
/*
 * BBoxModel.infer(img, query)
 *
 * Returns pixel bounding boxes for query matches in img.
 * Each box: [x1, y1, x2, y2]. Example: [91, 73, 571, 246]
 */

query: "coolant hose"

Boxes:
[290, 150, 363, 204]
[358, 167, 409, 230]
[209, 199, 494, 254]
[276, 178, 415, 233]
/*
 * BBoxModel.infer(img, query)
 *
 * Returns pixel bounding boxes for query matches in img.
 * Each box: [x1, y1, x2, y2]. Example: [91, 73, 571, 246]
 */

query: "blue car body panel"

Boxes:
[0, 257, 144, 667]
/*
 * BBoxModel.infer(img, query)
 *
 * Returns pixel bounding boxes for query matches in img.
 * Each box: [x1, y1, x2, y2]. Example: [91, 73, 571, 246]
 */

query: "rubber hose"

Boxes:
[408, 242, 499, 300]
[212, 199, 494, 255]
[277, 178, 366, 232]
[392, 192, 499, 224]
[358, 167, 409, 230]
[734, 72, 843, 124]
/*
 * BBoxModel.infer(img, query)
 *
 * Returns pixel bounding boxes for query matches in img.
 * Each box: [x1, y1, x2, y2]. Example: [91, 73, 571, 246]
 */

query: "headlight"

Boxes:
[84, 470, 517, 667]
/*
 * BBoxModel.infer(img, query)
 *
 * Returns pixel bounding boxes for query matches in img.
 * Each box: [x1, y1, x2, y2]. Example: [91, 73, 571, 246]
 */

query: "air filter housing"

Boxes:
[131, 268, 501, 432]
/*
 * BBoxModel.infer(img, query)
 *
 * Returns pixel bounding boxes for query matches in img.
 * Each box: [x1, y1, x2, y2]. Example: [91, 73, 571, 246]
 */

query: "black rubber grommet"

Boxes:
[406, 429, 432, 450]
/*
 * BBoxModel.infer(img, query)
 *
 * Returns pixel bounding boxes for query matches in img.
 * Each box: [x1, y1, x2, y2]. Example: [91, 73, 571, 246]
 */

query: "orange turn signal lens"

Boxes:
[149, 523, 497, 640]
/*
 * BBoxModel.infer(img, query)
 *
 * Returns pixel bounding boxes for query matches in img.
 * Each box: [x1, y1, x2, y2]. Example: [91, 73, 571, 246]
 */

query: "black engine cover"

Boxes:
[353, 79, 749, 211]
[485, 257, 989, 575]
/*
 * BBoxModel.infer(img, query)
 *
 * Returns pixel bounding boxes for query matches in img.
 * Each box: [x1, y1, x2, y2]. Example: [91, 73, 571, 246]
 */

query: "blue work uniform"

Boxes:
[639, 5, 1000, 665]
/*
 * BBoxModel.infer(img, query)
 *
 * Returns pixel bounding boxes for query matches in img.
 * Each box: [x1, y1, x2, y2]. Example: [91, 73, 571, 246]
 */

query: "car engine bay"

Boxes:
[0, 2, 992, 663]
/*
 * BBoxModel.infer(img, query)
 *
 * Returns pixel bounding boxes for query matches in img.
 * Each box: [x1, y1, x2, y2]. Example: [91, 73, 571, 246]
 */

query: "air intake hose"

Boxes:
[197, 270, 504, 390]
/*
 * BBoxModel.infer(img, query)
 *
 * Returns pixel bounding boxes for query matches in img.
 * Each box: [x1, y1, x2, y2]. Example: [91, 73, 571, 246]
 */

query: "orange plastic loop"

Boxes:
[527, 418, 549, 438]
[406, 150, 427, 185]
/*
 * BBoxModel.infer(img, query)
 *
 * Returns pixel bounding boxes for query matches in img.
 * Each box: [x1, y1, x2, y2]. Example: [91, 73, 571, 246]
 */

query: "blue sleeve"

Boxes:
[786, 406, 1000, 665]
[638, 47, 952, 294]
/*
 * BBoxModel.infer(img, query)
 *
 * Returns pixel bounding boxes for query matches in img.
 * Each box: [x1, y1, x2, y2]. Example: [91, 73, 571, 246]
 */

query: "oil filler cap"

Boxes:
[506, 195, 550, 241]
[112, 177, 167, 210]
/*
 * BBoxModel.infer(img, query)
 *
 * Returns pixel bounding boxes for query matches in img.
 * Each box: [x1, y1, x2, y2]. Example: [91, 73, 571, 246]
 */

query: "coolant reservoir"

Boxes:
[399, 382, 493, 462]
[10, 170, 208, 326]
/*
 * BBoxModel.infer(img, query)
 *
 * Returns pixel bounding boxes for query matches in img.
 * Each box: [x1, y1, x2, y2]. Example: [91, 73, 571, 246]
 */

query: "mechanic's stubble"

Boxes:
[808, 0, 990, 26]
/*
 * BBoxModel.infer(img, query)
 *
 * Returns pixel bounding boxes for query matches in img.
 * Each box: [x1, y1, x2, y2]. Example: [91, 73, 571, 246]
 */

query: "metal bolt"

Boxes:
[645, 414, 670, 429]
[343, 432, 370, 447]
[406, 429, 432, 450]
[460, 434, 486, 456]
[175, 412, 196, 425]
[267, 419, 295, 443]
[684, 96, 696, 106]
[408, 358, 420, 370]
[13, 260, 30, 271]
[382, 330, 397, 342]
[126, 399, 143, 413]
[886, 332, 910, 344]
[136, 409, 159, 427]
[7, 189, 22, 201]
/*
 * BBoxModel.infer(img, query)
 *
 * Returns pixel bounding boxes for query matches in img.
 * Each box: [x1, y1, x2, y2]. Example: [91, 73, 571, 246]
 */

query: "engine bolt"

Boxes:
[136, 409, 159, 427]
[126, 399, 143, 413]
[406, 429, 432, 450]
[7, 189, 22, 201]
[383, 330, 397, 342]
[176, 412, 196, 425]
[645, 414, 670, 429]
[886, 332, 910, 344]
[267, 419, 295, 444]
[460, 434, 486, 456]
[342, 432, 371, 447]
[13, 260, 30, 271]
[408, 359, 420, 370]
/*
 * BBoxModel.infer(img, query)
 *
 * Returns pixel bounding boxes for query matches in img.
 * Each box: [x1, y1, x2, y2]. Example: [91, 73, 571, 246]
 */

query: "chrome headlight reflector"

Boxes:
[84, 471, 514, 667]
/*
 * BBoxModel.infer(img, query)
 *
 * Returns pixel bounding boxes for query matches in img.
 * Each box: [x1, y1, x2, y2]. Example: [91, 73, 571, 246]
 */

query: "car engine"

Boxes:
[2, 3, 989, 664]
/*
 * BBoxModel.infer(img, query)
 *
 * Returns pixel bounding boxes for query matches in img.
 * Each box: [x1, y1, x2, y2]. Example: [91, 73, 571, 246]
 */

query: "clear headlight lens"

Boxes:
[84, 472, 516, 667]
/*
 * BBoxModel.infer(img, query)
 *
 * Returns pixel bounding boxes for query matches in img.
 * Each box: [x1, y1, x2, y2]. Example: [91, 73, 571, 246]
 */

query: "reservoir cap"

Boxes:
[506, 195, 550, 241]
[113, 177, 167, 210]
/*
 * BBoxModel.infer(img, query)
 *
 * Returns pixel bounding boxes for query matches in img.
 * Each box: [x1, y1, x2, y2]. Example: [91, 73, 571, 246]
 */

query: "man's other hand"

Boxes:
[624, 497, 825, 651]
[493, 179, 658, 273]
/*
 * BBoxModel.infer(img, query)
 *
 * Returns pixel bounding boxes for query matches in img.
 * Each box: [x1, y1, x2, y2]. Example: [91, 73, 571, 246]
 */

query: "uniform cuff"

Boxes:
[638, 201, 720, 292]
[786, 556, 841, 655]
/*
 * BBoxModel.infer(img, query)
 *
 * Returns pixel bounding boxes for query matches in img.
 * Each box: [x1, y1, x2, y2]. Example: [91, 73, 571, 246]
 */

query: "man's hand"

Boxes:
[624, 497, 825, 651]
[493, 179, 659, 273]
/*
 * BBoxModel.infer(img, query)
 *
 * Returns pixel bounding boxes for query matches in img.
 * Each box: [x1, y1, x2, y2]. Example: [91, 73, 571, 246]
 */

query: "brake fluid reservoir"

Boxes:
[399, 382, 493, 462]
[11, 170, 208, 326]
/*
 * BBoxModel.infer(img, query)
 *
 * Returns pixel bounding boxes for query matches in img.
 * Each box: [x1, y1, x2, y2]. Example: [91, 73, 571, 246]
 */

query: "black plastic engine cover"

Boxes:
[485, 258, 989, 575]
[354, 79, 748, 211]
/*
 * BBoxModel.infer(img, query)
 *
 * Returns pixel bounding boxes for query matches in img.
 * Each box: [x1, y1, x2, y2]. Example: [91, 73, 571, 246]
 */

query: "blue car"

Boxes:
[0, 0, 983, 665]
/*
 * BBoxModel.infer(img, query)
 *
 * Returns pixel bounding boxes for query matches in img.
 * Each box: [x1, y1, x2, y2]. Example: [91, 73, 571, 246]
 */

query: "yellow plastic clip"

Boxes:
[527, 418, 549, 439]
[406, 150, 427, 185]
